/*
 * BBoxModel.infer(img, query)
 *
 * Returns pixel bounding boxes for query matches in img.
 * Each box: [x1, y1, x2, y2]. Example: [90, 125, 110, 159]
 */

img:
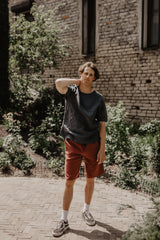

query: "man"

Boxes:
[53, 62, 107, 237]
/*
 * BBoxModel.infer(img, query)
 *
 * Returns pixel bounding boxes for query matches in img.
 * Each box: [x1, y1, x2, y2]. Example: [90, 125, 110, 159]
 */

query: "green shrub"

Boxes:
[128, 121, 141, 135]
[150, 133, 160, 176]
[47, 156, 65, 175]
[9, 3, 68, 113]
[114, 152, 139, 189]
[13, 151, 35, 175]
[3, 134, 24, 156]
[2, 134, 35, 174]
[7, 3, 69, 175]
[105, 102, 131, 165]
[104, 102, 141, 189]
[28, 98, 64, 158]
[122, 200, 160, 240]
[105, 102, 160, 190]
[0, 107, 4, 123]
[0, 152, 11, 173]
[131, 136, 148, 172]
[8, 87, 64, 145]
[22, 87, 63, 130]
[138, 119, 160, 136]
[139, 177, 160, 197]
[0, 139, 3, 151]
[3, 112, 21, 135]
[2, 113, 35, 174]
[29, 128, 57, 156]
[2, 88, 64, 176]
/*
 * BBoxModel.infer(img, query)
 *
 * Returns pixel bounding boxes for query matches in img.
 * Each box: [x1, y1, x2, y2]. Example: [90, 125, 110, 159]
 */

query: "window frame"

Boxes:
[82, 0, 96, 56]
[142, 0, 160, 50]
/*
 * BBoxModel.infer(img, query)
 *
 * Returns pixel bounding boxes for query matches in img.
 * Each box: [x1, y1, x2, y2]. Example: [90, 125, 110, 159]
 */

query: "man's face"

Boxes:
[80, 67, 95, 85]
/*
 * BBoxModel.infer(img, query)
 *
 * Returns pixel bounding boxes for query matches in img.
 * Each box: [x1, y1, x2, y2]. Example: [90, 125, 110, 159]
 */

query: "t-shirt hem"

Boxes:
[62, 135, 100, 145]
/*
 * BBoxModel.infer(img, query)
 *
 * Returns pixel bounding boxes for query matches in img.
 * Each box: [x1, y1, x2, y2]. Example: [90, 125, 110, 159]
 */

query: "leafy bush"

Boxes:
[0, 139, 3, 151]
[2, 112, 26, 155]
[2, 133, 35, 175]
[139, 177, 160, 197]
[114, 152, 139, 189]
[104, 102, 142, 189]
[13, 151, 35, 175]
[0, 107, 5, 123]
[29, 128, 56, 156]
[0, 152, 11, 173]
[47, 156, 65, 175]
[28, 97, 64, 158]
[105, 102, 131, 165]
[131, 136, 149, 172]
[3, 133, 24, 157]
[2, 113, 35, 174]
[28, 97, 65, 173]
[138, 119, 160, 136]
[128, 121, 141, 135]
[3, 112, 21, 135]
[0, 139, 11, 173]
[9, 3, 68, 113]
[122, 200, 160, 240]
[2, 88, 64, 176]
[150, 133, 160, 176]
[7, 3, 69, 175]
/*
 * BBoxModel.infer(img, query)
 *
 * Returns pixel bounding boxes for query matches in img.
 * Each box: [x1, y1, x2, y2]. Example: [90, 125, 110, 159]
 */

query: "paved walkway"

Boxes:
[0, 176, 153, 240]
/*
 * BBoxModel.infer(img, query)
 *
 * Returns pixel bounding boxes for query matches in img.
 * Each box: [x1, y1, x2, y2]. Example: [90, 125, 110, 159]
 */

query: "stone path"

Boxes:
[0, 176, 153, 240]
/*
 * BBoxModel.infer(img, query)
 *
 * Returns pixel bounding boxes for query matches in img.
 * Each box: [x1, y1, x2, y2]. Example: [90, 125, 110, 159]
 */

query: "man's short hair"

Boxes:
[78, 62, 100, 81]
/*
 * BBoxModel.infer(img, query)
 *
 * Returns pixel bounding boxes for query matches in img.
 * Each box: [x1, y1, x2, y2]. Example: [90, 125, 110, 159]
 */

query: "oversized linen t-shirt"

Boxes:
[60, 85, 107, 144]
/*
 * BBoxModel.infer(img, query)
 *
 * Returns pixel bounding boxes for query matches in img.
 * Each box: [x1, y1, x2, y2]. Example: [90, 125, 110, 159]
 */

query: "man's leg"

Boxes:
[63, 179, 76, 210]
[53, 179, 75, 237]
[53, 138, 82, 237]
[85, 177, 94, 205]
[82, 177, 96, 226]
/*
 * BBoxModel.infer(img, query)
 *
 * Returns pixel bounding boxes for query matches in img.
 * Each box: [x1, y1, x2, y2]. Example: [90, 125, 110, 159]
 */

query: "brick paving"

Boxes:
[0, 176, 153, 240]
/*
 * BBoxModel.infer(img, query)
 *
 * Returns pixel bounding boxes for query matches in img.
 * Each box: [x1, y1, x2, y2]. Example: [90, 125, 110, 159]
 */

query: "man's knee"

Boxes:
[86, 177, 94, 186]
[65, 179, 75, 188]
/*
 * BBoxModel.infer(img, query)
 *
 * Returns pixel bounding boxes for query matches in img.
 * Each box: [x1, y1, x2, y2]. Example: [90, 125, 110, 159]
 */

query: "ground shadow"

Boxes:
[69, 220, 125, 240]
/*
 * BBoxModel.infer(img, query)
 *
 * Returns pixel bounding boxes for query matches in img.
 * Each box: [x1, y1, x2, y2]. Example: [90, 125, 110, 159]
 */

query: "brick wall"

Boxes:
[9, 0, 160, 123]
[95, 0, 160, 122]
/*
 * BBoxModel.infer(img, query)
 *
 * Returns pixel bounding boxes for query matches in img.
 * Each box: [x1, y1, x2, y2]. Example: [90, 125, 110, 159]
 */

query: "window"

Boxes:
[82, 0, 96, 55]
[11, 0, 34, 21]
[142, 0, 160, 49]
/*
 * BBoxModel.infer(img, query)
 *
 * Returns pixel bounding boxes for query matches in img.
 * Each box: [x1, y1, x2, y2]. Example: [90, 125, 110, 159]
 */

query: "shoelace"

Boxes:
[84, 211, 93, 220]
[57, 220, 66, 229]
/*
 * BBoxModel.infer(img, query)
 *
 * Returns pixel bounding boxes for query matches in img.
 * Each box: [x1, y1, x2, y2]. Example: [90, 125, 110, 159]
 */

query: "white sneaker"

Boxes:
[53, 220, 69, 237]
[82, 210, 96, 226]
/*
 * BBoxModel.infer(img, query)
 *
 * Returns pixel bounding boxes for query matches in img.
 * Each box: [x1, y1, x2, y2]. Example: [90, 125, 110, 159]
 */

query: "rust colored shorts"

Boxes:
[64, 138, 105, 180]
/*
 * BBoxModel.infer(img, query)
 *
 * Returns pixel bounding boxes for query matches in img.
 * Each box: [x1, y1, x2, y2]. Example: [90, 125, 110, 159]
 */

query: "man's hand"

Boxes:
[97, 148, 106, 165]
[97, 121, 106, 164]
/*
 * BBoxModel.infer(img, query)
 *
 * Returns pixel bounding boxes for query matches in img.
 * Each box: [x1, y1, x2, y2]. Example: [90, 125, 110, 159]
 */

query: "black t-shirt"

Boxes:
[60, 85, 107, 144]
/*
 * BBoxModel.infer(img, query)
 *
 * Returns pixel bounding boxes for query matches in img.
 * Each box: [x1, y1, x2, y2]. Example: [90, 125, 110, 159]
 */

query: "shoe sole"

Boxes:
[53, 226, 70, 237]
[84, 220, 96, 226]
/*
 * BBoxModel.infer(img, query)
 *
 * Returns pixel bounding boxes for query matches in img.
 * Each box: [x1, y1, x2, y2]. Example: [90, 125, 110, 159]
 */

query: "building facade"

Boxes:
[10, 0, 160, 123]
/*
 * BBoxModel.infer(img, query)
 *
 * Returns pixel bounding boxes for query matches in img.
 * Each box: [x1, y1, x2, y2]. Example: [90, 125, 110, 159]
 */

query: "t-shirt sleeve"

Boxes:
[96, 98, 108, 122]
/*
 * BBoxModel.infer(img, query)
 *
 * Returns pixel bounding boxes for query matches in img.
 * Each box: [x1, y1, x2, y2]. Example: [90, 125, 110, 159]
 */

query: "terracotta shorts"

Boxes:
[64, 138, 105, 180]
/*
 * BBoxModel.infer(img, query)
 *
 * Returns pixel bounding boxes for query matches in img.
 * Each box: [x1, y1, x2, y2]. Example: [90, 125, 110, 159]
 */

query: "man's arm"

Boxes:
[55, 78, 81, 95]
[97, 121, 106, 165]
